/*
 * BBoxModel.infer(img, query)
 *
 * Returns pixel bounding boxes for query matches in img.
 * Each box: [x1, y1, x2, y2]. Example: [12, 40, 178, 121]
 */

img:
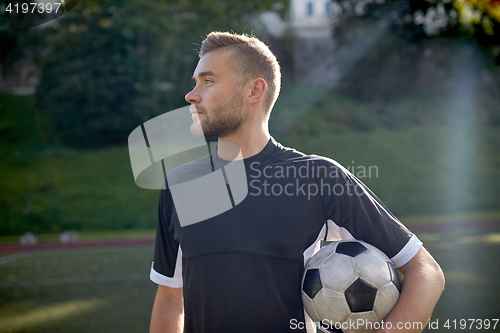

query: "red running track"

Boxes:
[1, 219, 499, 253]
[0, 237, 155, 253]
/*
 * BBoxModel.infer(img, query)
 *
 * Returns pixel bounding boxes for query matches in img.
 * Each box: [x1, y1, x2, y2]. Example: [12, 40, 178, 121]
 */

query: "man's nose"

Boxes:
[185, 88, 200, 104]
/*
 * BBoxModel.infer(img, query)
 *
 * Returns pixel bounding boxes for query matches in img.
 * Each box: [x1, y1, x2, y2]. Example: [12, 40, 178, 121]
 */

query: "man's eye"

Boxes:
[205, 79, 212, 84]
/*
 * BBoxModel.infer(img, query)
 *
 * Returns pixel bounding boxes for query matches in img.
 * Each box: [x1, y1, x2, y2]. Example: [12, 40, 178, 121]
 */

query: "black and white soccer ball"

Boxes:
[301, 240, 402, 333]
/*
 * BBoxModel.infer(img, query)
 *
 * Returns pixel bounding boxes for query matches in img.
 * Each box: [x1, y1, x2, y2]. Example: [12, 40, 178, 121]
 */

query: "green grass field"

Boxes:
[0, 223, 499, 333]
[419, 224, 500, 331]
[0, 245, 157, 333]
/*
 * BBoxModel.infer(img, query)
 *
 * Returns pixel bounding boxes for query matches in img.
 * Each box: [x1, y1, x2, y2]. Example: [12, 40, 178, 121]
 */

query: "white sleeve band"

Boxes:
[150, 246, 183, 288]
[390, 234, 423, 268]
[150, 264, 183, 287]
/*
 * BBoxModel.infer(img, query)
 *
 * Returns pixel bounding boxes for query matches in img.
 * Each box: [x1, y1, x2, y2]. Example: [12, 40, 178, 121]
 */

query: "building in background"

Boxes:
[290, 0, 337, 38]
[259, 0, 340, 86]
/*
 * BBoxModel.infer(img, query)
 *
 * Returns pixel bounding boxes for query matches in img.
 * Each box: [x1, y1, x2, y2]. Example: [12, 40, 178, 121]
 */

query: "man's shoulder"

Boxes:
[273, 141, 348, 170]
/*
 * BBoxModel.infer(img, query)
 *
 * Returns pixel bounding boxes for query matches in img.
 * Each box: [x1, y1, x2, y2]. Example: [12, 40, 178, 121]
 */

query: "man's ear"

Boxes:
[247, 78, 267, 105]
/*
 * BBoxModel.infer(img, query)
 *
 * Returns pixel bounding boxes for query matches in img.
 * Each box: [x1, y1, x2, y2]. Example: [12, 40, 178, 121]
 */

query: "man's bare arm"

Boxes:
[378, 247, 445, 332]
[150, 285, 184, 333]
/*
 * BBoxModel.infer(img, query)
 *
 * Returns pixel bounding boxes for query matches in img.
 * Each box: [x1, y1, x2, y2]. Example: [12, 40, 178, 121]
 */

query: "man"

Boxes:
[149, 32, 445, 333]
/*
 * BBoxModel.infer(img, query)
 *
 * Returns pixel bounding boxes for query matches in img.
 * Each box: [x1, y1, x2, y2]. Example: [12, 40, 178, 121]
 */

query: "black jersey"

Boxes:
[151, 137, 422, 333]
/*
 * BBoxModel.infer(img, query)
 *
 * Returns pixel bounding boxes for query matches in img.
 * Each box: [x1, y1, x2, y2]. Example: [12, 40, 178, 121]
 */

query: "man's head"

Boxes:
[198, 32, 281, 113]
[185, 32, 281, 139]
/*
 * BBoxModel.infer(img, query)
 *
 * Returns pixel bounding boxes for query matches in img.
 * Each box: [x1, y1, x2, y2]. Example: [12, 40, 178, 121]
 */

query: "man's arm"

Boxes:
[378, 247, 445, 333]
[150, 285, 184, 333]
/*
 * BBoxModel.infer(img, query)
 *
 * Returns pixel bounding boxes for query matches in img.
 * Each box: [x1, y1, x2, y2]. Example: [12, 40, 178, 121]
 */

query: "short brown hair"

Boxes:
[199, 31, 281, 113]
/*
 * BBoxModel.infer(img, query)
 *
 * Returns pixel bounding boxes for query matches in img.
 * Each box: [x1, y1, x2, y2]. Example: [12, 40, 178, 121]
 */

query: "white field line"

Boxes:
[0, 251, 31, 265]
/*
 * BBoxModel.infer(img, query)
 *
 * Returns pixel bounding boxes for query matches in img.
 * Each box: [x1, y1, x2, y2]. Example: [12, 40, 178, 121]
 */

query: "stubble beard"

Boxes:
[190, 92, 246, 139]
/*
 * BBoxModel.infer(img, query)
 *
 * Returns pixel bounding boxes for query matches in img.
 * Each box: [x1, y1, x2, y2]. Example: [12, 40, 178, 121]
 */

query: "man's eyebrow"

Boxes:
[192, 71, 219, 81]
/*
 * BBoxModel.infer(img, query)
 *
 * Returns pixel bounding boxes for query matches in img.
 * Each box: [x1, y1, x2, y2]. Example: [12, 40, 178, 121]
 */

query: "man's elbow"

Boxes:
[429, 255, 445, 294]
[400, 247, 445, 294]
[419, 248, 445, 295]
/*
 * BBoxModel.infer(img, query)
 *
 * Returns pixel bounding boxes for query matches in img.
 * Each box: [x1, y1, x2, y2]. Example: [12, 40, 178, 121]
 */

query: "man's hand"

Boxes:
[377, 247, 445, 333]
[150, 285, 184, 333]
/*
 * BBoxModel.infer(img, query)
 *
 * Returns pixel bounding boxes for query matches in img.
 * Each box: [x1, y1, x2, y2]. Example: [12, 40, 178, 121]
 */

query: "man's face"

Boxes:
[185, 49, 246, 138]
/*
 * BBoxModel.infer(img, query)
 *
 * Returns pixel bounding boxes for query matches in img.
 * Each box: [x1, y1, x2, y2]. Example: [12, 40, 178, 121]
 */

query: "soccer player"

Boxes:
[149, 31, 445, 333]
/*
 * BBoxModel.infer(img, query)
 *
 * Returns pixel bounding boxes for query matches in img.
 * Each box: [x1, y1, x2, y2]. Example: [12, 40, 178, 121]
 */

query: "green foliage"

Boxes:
[271, 35, 500, 217]
[0, 0, 46, 75]
[1, 91, 500, 234]
[0, 94, 159, 235]
[35, 0, 288, 148]
[278, 127, 500, 217]
[0, 144, 161, 235]
[277, 37, 500, 135]
[332, 0, 500, 63]
[36, 0, 182, 147]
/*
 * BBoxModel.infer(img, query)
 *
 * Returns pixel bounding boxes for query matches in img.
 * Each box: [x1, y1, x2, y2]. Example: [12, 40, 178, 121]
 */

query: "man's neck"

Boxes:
[217, 124, 271, 160]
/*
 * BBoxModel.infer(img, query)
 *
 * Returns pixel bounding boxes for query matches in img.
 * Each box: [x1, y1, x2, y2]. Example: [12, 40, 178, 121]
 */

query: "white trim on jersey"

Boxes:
[390, 234, 423, 268]
[150, 245, 183, 288]
[322, 219, 422, 267]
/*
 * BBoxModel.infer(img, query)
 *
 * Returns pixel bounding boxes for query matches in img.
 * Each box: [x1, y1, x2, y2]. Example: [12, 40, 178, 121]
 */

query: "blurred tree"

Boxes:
[297, 0, 500, 133]
[0, 0, 46, 85]
[331, 0, 500, 62]
[452, 0, 500, 61]
[35, 0, 288, 148]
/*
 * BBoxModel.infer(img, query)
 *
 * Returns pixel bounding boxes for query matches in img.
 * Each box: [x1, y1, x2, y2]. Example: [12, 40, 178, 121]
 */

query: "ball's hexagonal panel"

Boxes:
[336, 241, 367, 257]
[319, 253, 357, 292]
[388, 262, 402, 292]
[373, 282, 400, 320]
[307, 243, 338, 268]
[354, 251, 391, 288]
[301, 289, 322, 323]
[303, 268, 323, 299]
[313, 287, 352, 325]
[343, 311, 380, 333]
[345, 278, 378, 312]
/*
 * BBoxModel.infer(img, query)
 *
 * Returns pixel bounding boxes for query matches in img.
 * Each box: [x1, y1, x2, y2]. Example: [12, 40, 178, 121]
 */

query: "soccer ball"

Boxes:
[301, 240, 402, 333]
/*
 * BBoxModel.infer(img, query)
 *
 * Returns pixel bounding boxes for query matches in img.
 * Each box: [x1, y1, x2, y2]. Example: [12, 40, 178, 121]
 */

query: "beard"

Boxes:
[190, 91, 246, 138]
